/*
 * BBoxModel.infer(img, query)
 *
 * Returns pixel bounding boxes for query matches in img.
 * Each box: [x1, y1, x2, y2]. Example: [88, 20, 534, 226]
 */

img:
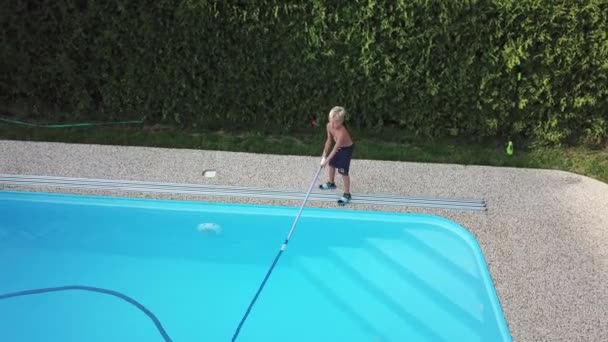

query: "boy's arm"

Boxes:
[322, 124, 332, 158]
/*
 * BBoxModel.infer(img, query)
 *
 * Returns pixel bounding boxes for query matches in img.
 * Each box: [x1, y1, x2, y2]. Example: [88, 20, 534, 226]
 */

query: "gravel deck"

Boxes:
[1, 139, 607, 341]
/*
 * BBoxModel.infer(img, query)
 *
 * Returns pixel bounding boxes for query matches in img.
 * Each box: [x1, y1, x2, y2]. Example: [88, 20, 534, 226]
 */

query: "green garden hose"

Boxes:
[0, 116, 144, 128]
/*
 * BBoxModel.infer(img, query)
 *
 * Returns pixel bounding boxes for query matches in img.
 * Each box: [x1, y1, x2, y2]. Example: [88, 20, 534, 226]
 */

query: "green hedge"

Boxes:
[2, 0, 607, 146]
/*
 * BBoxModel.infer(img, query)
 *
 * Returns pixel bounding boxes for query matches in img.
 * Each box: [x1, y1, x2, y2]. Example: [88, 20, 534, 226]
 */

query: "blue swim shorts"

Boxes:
[329, 144, 354, 175]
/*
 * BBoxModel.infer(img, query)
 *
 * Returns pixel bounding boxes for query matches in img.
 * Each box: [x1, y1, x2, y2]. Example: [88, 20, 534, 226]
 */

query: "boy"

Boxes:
[319, 106, 354, 206]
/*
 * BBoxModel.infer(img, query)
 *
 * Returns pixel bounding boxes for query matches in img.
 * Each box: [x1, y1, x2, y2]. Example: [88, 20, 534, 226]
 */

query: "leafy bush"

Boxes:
[2, 0, 607, 146]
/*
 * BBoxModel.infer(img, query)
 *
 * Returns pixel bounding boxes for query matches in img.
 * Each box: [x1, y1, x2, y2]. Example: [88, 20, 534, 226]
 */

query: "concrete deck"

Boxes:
[1, 139, 607, 341]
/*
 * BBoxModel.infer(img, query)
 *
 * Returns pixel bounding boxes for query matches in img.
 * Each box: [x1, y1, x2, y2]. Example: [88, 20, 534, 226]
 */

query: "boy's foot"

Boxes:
[337, 193, 352, 206]
[319, 182, 336, 190]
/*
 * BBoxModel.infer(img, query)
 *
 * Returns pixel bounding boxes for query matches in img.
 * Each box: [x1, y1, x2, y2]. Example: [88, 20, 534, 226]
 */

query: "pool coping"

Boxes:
[0, 174, 487, 211]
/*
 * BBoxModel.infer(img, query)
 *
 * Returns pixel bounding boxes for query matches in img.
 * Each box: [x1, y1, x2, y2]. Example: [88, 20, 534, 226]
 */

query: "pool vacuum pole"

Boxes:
[231, 165, 323, 341]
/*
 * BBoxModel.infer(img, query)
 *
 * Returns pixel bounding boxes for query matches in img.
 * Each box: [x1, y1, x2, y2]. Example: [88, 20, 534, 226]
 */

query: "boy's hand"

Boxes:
[320, 157, 328, 167]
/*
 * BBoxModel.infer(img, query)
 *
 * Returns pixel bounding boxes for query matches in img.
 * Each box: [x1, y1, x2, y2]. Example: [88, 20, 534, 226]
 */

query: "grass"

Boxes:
[1, 121, 607, 184]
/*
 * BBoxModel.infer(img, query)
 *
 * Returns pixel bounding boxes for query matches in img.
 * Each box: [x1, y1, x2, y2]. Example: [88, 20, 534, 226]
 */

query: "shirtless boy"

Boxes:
[319, 106, 354, 206]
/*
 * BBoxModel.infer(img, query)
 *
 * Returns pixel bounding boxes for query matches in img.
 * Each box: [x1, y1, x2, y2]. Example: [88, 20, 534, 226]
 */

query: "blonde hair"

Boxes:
[329, 106, 346, 123]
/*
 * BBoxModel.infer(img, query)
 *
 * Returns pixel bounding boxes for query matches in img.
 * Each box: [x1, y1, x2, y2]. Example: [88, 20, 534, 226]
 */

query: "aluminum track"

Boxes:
[0, 174, 487, 211]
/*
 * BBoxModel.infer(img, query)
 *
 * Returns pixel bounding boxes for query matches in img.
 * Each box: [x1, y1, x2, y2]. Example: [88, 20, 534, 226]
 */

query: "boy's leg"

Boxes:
[336, 145, 353, 205]
[343, 174, 350, 194]
[319, 166, 337, 189]
[337, 175, 351, 205]
[328, 166, 336, 184]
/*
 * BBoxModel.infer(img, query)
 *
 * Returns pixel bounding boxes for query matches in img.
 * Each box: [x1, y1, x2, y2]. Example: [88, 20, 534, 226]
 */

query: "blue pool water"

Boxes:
[0, 190, 511, 341]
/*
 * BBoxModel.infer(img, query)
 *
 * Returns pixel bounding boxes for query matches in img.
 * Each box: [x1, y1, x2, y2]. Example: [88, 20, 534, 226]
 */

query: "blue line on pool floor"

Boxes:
[0, 285, 173, 342]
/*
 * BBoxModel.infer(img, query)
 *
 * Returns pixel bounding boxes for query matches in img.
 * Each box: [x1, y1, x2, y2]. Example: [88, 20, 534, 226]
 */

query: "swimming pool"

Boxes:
[0, 190, 511, 341]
